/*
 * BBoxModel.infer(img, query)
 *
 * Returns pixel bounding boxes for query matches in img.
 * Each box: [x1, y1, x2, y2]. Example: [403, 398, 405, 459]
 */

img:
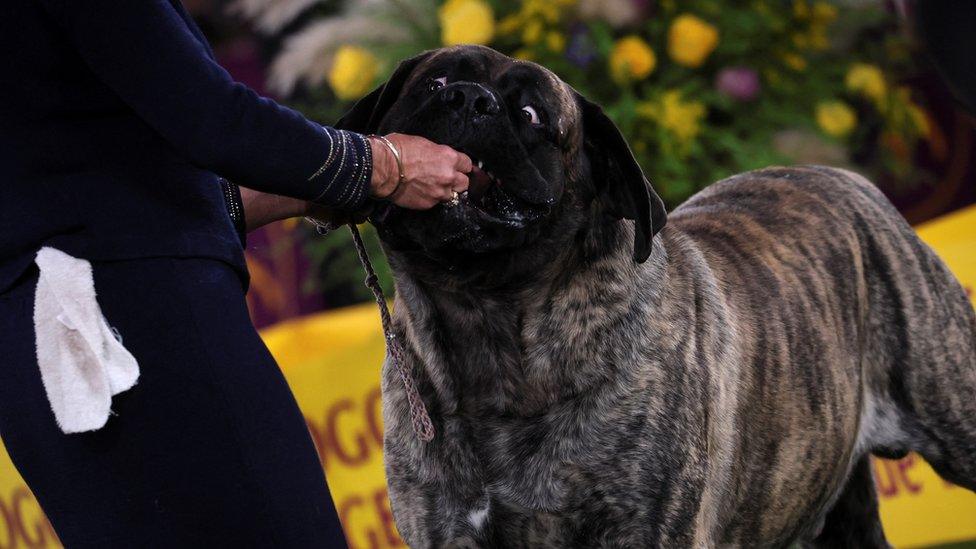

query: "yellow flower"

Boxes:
[793, 25, 829, 51]
[546, 31, 566, 53]
[497, 0, 573, 46]
[782, 52, 807, 71]
[808, 24, 829, 50]
[793, 0, 810, 19]
[497, 14, 522, 35]
[327, 45, 379, 101]
[812, 1, 838, 23]
[522, 19, 543, 45]
[816, 101, 857, 137]
[668, 14, 719, 68]
[907, 104, 930, 138]
[538, 0, 561, 23]
[638, 90, 707, 146]
[845, 63, 886, 105]
[610, 35, 657, 83]
[513, 48, 534, 61]
[439, 0, 495, 46]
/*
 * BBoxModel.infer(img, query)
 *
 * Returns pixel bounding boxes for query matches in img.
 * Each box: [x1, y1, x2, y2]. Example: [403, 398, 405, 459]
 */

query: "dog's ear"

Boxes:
[335, 51, 432, 133]
[577, 94, 667, 263]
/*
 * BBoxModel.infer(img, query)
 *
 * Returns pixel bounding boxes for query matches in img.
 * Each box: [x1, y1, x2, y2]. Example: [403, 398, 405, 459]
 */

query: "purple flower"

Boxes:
[566, 24, 597, 69]
[716, 66, 761, 102]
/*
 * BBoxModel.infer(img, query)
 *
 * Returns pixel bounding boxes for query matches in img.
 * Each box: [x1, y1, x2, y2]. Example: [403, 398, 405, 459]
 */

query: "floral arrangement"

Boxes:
[233, 0, 937, 305]
[237, 0, 933, 204]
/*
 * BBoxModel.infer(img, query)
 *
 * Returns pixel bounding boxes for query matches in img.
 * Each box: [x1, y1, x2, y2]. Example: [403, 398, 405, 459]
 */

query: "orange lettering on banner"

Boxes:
[337, 488, 405, 549]
[874, 458, 898, 498]
[338, 494, 369, 547]
[873, 455, 924, 498]
[326, 400, 371, 466]
[364, 387, 384, 449]
[306, 390, 386, 470]
[297, 382, 403, 547]
[0, 493, 13, 549]
[896, 454, 923, 494]
[0, 487, 59, 549]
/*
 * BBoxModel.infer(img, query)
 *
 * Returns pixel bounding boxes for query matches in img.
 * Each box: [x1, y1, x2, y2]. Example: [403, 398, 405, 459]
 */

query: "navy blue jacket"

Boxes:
[0, 0, 373, 293]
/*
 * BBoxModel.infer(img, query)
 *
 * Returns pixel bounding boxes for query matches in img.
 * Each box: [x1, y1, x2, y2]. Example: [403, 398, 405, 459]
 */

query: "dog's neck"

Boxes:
[389, 221, 669, 417]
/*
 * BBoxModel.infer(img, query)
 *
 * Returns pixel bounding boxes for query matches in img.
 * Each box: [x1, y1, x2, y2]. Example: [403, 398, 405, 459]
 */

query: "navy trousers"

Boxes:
[0, 257, 348, 548]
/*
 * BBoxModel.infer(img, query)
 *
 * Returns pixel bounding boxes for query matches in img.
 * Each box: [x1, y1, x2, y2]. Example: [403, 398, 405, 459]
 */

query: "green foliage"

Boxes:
[302, 224, 395, 309]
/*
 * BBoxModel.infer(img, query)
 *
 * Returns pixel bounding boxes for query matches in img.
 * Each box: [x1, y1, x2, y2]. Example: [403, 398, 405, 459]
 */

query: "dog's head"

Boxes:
[338, 45, 666, 278]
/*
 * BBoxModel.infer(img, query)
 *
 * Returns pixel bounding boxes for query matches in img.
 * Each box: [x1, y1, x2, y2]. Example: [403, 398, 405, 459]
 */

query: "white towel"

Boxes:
[33, 247, 140, 434]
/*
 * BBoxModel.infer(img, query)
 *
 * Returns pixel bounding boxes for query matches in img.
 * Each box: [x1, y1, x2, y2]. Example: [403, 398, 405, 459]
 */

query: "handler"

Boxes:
[0, 0, 470, 547]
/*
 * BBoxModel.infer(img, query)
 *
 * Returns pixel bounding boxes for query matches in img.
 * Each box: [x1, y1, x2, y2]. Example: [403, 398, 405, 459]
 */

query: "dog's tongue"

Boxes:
[466, 165, 493, 203]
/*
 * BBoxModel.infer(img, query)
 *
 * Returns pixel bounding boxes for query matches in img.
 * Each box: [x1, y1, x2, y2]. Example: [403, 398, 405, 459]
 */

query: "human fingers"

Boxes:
[453, 150, 473, 174]
[451, 172, 469, 194]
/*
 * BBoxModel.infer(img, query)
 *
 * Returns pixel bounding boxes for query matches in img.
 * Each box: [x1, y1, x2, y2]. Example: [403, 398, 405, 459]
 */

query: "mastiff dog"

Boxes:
[336, 45, 976, 548]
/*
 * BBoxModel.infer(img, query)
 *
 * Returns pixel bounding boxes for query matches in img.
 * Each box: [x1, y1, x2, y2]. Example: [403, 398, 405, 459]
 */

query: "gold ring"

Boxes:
[447, 190, 460, 207]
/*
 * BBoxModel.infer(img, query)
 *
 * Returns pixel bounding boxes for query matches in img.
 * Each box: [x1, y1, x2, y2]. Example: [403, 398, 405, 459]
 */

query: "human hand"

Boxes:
[368, 133, 471, 209]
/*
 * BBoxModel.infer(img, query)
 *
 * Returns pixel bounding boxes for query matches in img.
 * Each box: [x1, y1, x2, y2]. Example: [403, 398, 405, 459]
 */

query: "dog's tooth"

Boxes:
[477, 160, 483, 169]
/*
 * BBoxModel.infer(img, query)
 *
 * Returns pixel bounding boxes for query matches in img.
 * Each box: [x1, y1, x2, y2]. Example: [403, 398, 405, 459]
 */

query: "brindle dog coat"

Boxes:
[337, 46, 976, 548]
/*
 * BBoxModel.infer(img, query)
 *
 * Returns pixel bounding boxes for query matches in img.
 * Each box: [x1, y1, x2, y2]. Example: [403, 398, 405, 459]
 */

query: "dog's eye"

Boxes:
[428, 77, 448, 92]
[521, 105, 541, 125]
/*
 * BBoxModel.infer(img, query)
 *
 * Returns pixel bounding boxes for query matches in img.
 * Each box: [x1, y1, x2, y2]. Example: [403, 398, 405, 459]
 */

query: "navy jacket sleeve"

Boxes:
[38, 0, 372, 210]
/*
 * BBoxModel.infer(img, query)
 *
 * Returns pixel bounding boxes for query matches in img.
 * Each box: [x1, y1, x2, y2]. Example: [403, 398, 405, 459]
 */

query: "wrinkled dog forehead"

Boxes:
[406, 45, 581, 142]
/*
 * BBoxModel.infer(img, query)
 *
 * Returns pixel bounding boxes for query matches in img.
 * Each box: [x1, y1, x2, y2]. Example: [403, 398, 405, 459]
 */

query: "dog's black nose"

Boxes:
[439, 83, 501, 117]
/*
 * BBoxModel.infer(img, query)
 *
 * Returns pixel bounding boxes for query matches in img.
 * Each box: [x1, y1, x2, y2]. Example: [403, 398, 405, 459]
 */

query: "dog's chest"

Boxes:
[412, 390, 666, 548]
[390, 284, 671, 545]
[480, 413, 582, 496]
[432, 412, 587, 543]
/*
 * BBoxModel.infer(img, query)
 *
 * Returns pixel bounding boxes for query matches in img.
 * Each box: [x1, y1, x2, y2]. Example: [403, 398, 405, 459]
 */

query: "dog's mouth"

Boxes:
[367, 117, 560, 254]
[368, 152, 552, 248]
[453, 154, 550, 227]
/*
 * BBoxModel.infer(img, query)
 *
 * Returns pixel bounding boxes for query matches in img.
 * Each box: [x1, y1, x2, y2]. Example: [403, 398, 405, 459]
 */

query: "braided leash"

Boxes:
[311, 221, 435, 443]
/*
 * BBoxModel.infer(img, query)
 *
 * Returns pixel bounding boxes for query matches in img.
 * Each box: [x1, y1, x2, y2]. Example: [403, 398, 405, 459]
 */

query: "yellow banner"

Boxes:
[2, 205, 975, 548]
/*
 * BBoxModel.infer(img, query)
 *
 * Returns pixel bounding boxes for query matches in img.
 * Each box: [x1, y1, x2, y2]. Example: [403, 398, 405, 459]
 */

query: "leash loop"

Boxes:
[311, 220, 435, 442]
